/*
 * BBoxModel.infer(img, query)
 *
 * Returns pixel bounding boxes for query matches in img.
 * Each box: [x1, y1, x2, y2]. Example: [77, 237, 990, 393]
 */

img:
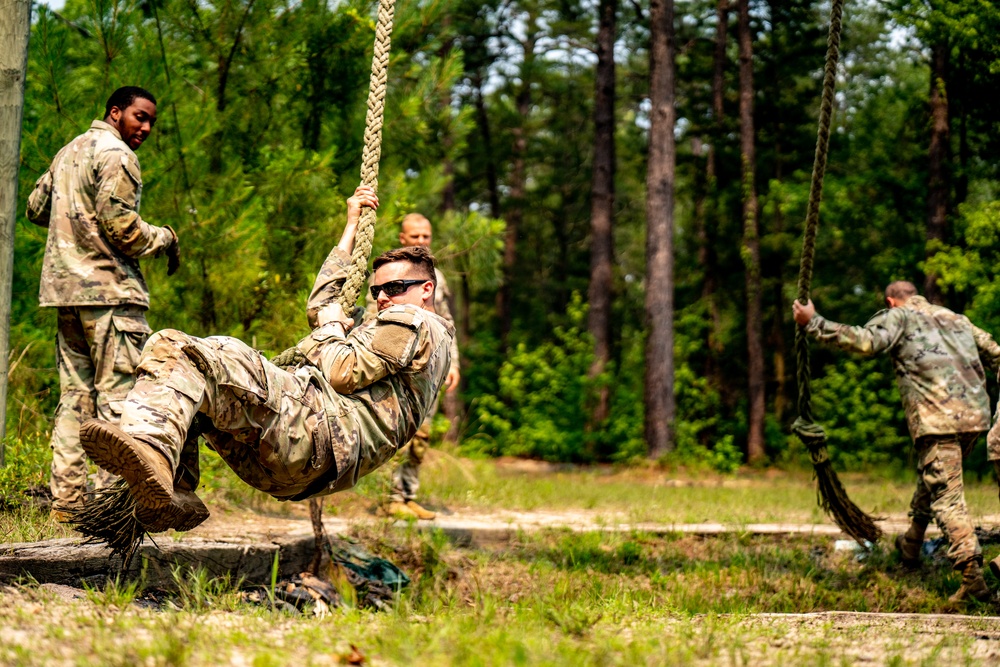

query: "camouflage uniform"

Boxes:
[26, 120, 175, 509]
[363, 268, 459, 504]
[805, 295, 1000, 567]
[116, 247, 454, 499]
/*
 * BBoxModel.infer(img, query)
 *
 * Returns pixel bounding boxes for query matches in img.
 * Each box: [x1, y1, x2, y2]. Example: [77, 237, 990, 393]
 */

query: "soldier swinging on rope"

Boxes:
[76, 185, 455, 533]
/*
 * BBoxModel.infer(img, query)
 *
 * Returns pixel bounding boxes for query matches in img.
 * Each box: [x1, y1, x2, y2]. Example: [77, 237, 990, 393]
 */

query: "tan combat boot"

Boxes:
[949, 560, 992, 604]
[136, 488, 211, 533]
[381, 501, 418, 519]
[49, 507, 73, 523]
[405, 500, 436, 520]
[894, 520, 928, 569]
[80, 420, 174, 511]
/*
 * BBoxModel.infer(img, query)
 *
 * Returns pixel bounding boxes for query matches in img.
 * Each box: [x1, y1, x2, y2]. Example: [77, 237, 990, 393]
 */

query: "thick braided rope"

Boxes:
[339, 0, 397, 308]
[790, 0, 880, 546]
[308, 0, 396, 530]
[795, 0, 844, 425]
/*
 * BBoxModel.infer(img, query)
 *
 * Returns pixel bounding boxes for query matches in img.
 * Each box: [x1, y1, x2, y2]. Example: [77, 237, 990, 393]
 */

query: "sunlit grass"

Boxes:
[1, 529, 998, 665]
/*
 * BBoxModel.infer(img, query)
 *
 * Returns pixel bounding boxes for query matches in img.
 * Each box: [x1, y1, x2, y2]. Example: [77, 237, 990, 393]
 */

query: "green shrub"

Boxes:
[466, 294, 598, 462]
[810, 357, 910, 469]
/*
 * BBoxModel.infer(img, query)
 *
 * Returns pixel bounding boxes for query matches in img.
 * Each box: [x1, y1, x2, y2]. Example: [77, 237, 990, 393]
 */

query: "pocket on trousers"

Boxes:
[111, 313, 152, 375]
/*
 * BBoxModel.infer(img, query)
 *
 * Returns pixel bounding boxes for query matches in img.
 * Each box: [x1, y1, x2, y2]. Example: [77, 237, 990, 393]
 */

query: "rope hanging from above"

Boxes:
[307, 0, 397, 553]
[339, 0, 397, 307]
[791, 0, 882, 547]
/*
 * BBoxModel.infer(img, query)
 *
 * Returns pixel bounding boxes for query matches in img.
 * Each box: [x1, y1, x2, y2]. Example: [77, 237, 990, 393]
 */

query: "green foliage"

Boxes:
[811, 358, 911, 469]
[0, 434, 51, 502]
[8, 0, 1000, 472]
[926, 200, 1000, 332]
[467, 294, 599, 462]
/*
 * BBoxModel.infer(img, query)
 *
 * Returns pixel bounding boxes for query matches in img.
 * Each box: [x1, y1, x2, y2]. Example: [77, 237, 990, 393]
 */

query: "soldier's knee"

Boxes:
[146, 329, 189, 350]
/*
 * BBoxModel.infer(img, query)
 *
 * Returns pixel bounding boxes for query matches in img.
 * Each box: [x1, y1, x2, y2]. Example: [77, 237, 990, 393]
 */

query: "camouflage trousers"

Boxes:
[389, 416, 431, 503]
[909, 432, 982, 568]
[50, 306, 150, 509]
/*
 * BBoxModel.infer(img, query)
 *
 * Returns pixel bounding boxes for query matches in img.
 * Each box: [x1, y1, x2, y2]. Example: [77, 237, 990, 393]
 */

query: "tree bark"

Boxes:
[644, 0, 677, 458]
[738, 0, 765, 464]
[925, 42, 950, 304]
[701, 0, 728, 383]
[496, 22, 536, 349]
[472, 71, 500, 218]
[0, 0, 32, 464]
[587, 0, 617, 431]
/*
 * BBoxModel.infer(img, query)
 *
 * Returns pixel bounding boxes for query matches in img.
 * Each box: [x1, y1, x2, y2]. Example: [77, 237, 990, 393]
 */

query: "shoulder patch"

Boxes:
[371, 306, 422, 365]
[376, 304, 423, 329]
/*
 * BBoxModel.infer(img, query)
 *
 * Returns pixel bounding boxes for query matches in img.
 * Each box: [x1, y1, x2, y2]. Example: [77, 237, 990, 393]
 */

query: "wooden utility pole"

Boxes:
[644, 0, 677, 457]
[0, 0, 33, 465]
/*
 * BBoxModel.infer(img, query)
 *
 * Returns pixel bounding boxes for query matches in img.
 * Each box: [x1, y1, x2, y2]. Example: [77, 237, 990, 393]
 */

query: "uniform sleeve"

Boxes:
[26, 169, 53, 228]
[306, 247, 355, 329]
[434, 271, 460, 371]
[804, 308, 904, 357]
[94, 149, 175, 258]
[311, 312, 422, 393]
[972, 324, 1000, 376]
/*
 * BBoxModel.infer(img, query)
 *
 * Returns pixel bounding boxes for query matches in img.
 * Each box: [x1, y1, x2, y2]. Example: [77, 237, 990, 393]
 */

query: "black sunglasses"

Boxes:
[370, 279, 428, 300]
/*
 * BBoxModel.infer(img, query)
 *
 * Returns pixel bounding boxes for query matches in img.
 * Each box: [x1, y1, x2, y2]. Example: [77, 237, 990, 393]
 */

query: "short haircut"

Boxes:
[401, 213, 431, 230]
[885, 280, 918, 301]
[105, 86, 157, 117]
[373, 246, 437, 285]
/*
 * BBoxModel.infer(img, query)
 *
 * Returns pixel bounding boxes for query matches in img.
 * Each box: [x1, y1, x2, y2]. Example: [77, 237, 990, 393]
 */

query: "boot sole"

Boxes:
[80, 420, 173, 511]
[137, 496, 210, 533]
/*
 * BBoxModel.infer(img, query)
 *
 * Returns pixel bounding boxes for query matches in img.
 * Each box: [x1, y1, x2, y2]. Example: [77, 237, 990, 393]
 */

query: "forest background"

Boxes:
[5, 0, 1000, 475]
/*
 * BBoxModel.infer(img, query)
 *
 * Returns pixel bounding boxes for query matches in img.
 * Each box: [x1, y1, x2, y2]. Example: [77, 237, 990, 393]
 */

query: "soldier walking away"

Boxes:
[77, 186, 455, 533]
[368, 213, 461, 521]
[26, 86, 180, 520]
[793, 281, 1000, 604]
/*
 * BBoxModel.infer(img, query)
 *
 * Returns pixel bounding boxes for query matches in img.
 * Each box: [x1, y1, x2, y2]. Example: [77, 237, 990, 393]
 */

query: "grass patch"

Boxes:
[415, 455, 1000, 525]
[1, 529, 998, 665]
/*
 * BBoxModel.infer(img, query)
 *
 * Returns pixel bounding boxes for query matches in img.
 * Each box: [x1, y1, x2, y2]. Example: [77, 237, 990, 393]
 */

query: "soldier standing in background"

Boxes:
[793, 281, 1000, 603]
[371, 213, 460, 520]
[26, 86, 180, 520]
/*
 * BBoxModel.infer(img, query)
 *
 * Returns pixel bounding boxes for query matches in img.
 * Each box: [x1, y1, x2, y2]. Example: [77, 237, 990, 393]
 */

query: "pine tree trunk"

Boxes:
[587, 0, 617, 432]
[472, 72, 500, 218]
[496, 25, 536, 349]
[702, 0, 728, 384]
[644, 0, 677, 458]
[738, 0, 765, 464]
[925, 42, 950, 305]
[440, 71, 462, 444]
[0, 0, 32, 463]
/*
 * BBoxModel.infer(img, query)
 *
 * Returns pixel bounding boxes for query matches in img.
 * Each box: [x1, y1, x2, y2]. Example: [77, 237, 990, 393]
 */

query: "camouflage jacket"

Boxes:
[298, 247, 455, 495]
[805, 295, 1000, 440]
[26, 120, 175, 308]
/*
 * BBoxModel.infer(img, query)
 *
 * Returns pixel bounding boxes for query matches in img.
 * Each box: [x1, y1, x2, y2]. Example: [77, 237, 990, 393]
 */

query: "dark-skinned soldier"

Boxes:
[26, 86, 180, 519]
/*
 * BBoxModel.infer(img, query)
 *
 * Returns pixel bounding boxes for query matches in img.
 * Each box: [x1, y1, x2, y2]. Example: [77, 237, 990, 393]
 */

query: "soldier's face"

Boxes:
[372, 261, 434, 311]
[109, 98, 157, 150]
[399, 220, 432, 248]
